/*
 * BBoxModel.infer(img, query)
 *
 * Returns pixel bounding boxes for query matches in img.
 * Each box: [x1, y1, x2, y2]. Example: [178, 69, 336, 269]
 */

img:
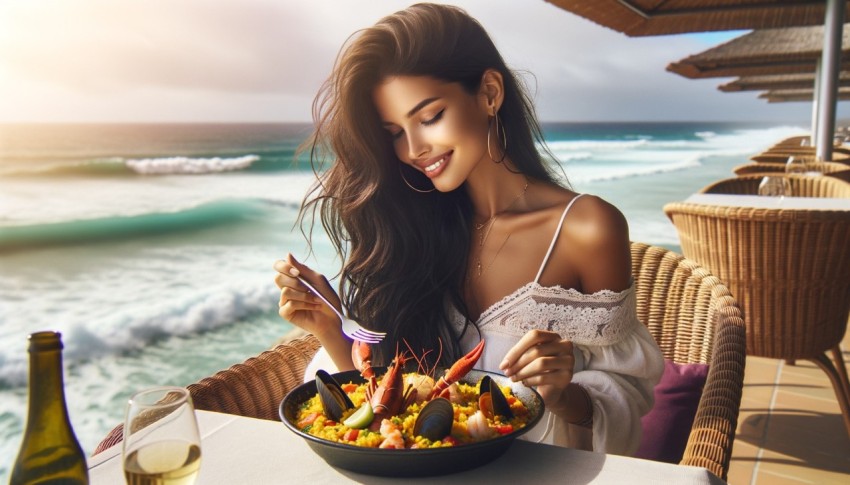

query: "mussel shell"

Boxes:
[315, 369, 355, 421]
[478, 375, 514, 419]
[413, 397, 453, 441]
[478, 375, 493, 395]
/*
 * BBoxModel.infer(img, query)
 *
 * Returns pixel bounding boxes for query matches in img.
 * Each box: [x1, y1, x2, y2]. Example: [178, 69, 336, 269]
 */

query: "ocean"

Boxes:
[0, 121, 805, 479]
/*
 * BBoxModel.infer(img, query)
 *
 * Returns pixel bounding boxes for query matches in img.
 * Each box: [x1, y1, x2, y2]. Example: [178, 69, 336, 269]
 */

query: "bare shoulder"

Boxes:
[559, 194, 631, 293]
[564, 194, 629, 248]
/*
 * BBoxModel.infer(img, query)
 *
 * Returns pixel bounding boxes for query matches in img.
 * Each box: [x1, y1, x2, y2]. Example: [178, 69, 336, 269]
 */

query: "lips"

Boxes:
[416, 151, 452, 179]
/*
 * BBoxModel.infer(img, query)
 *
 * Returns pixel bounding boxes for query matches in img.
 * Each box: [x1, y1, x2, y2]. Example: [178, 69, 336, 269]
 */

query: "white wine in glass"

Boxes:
[123, 387, 201, 485]
[758, 176, 791, 198]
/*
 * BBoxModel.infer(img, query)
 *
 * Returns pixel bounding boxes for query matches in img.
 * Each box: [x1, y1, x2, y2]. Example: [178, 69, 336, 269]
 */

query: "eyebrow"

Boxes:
[382, 97, 441, 126]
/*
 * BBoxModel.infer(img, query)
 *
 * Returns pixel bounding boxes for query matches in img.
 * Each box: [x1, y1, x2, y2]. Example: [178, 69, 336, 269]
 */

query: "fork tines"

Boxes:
[348, 328, 386, 344]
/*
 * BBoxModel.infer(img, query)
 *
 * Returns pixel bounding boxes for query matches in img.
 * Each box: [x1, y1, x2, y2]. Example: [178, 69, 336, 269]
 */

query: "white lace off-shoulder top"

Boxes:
[451, 194, 664, 456]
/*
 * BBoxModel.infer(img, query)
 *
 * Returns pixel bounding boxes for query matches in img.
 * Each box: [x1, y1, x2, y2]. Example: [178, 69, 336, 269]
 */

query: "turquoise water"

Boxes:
[0, 121, 805, 479]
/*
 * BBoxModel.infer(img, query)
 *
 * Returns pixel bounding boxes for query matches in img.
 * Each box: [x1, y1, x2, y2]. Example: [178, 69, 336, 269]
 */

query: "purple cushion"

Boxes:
[635, 360, 709, 463]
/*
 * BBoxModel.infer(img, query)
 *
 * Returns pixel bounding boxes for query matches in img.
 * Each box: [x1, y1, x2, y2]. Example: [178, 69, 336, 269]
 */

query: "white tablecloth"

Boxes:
[89, 410, 725, 485]
[684, 193, 850, 210]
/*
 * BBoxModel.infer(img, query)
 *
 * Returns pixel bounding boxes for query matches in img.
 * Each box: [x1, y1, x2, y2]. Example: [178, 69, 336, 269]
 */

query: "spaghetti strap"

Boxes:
[533, 194, 585, 283]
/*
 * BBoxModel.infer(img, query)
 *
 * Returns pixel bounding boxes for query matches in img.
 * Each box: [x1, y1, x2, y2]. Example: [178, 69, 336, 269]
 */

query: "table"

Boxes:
[89, 410, 725, 484]
[684, 193, 850, 210]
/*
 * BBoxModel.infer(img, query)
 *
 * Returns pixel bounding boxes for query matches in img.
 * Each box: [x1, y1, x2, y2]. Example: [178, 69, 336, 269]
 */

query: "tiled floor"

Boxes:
[727, 326, 850, 484]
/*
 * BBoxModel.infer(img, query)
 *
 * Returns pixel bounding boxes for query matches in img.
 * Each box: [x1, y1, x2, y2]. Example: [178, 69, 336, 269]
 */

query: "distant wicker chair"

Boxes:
[700, 174, 850, 198]
[751, 152, 850, 163]
[94, 243, 747, 480]
[732, 162, 850, 183]
[764, 146, 850, 155]
[663, 201, 850, 440]
[770, 135, 811, 148]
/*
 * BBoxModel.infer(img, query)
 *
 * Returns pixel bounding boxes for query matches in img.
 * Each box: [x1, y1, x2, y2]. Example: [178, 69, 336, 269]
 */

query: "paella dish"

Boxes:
[291, 340, 535, 449]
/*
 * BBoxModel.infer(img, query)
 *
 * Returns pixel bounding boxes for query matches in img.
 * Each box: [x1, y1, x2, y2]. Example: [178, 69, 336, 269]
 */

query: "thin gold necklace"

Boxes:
[474, 181, 528, 239]
[477, 234, 512, 277]
[473, 181, 528, 277]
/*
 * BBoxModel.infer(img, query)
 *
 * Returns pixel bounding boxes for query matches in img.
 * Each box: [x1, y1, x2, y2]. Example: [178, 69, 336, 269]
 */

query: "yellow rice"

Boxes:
[294, 372, 531, 449]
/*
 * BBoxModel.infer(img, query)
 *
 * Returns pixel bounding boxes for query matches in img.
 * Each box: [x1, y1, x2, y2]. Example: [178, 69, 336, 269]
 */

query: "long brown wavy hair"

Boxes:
[300, 3, 563, 367]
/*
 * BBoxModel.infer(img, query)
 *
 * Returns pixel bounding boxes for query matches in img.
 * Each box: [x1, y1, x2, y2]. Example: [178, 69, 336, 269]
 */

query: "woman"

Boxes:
[273, 3, 663, 455]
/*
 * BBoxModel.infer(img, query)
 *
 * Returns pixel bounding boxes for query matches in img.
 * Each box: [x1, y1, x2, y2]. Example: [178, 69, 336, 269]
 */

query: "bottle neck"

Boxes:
[27, 347, 72, 427]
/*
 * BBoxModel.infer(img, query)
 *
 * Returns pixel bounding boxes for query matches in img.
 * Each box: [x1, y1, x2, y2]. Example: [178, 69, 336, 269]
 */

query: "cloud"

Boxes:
[0, 0, 838, 122]
[0, 0, 338, 95]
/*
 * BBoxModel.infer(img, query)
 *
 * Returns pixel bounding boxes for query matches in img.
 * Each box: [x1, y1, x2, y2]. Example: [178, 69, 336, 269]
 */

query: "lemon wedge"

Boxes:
[343, 401, 374, 429]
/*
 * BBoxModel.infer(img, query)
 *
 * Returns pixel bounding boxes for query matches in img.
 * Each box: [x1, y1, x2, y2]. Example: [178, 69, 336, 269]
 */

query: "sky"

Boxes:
[0, 0, 841, 123]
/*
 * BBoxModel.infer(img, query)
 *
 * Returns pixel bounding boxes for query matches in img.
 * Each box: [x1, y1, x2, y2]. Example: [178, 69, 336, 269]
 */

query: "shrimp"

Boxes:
[466, 410, 496, 440]
[378, 419, 405, 449]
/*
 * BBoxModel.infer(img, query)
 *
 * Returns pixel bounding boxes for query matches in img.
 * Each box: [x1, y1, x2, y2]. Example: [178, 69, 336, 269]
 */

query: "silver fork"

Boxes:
[295, 275, 386, 343]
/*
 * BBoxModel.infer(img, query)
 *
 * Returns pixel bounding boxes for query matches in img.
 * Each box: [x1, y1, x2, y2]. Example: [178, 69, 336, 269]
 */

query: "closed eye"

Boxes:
[422, 109, 444, 126]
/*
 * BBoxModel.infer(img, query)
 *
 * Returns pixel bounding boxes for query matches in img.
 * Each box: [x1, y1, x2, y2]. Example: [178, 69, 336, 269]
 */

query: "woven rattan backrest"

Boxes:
[187, 334, 321, 419]
[631, 242, 740, 364]
[751, 152, 850, 163]
[699, 175, 850, 198]
[663, 203, 850, 359]
[733, 161, 850, 176]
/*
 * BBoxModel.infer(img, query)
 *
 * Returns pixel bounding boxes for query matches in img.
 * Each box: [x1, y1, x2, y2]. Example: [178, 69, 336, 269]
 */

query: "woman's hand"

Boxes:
[273, 254, 341, 339]
[498, 329, 577, 414]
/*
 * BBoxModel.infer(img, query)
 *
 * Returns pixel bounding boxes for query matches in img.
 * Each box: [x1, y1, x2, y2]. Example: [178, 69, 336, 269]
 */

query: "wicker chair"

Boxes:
[769, 136, 811, 148]
[663, 202, 850, 440]
[732, 162, 850, 184]
[630, 242, 746, 480]
[762, 146, 850, 155]
[771, 135, 810, 147]
[700, 174, 850, 198]
[93, 243, 747, 479]
[751, 152, 850, 164]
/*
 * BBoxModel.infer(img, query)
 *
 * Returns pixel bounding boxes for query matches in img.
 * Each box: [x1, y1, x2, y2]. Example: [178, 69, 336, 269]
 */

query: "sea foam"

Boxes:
[125, 155, 259, 174]
[0, 281, 279, 387]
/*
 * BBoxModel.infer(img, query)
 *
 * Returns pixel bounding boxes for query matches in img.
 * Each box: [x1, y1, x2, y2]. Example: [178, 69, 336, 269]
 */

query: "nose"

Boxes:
[404, 130, 429, 162]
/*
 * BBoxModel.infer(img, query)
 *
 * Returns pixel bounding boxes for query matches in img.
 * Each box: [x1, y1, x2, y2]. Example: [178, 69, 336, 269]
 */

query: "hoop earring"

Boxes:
[487, 114, 508, 163]
[398, 165, 435, 193]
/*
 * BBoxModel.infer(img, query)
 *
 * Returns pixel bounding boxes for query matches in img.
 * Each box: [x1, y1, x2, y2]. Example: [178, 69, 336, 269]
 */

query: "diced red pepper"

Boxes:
[442, 435, 459, 446]
[296, 412, 320, 429]
[342, 383, 358, 393]
[494, 424, 514, 435]
[343, 429, 359, 441]
[324, 421, 336, 427]
[507, 396, 517, 405]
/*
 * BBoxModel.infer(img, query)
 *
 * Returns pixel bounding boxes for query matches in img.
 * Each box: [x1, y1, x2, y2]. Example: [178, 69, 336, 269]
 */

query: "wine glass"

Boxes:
[758, 175, 791, 198]
[123, 387, 201, 485]
[785, 156, 807, 175]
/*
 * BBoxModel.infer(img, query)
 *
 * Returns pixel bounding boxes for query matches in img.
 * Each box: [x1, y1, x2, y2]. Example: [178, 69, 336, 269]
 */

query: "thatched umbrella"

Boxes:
[667, 25, 850, 79]
[760, 87, 850, 102]
[545, 0, 847, 36]
[547, 0, 848, 161]
[719, 72, 850, 92]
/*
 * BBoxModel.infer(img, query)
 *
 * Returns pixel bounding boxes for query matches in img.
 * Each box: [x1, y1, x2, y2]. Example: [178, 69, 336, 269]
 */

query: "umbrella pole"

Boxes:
[816, 0, 845, 161]
[812, 58, 821, 145]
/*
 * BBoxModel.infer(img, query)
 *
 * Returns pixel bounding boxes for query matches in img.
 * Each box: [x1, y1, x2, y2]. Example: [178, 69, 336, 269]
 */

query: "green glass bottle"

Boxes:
[11, 331, 89, 484]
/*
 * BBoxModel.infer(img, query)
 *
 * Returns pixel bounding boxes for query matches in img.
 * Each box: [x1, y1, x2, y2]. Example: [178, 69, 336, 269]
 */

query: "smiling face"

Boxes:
[373, 75, 492, 192]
